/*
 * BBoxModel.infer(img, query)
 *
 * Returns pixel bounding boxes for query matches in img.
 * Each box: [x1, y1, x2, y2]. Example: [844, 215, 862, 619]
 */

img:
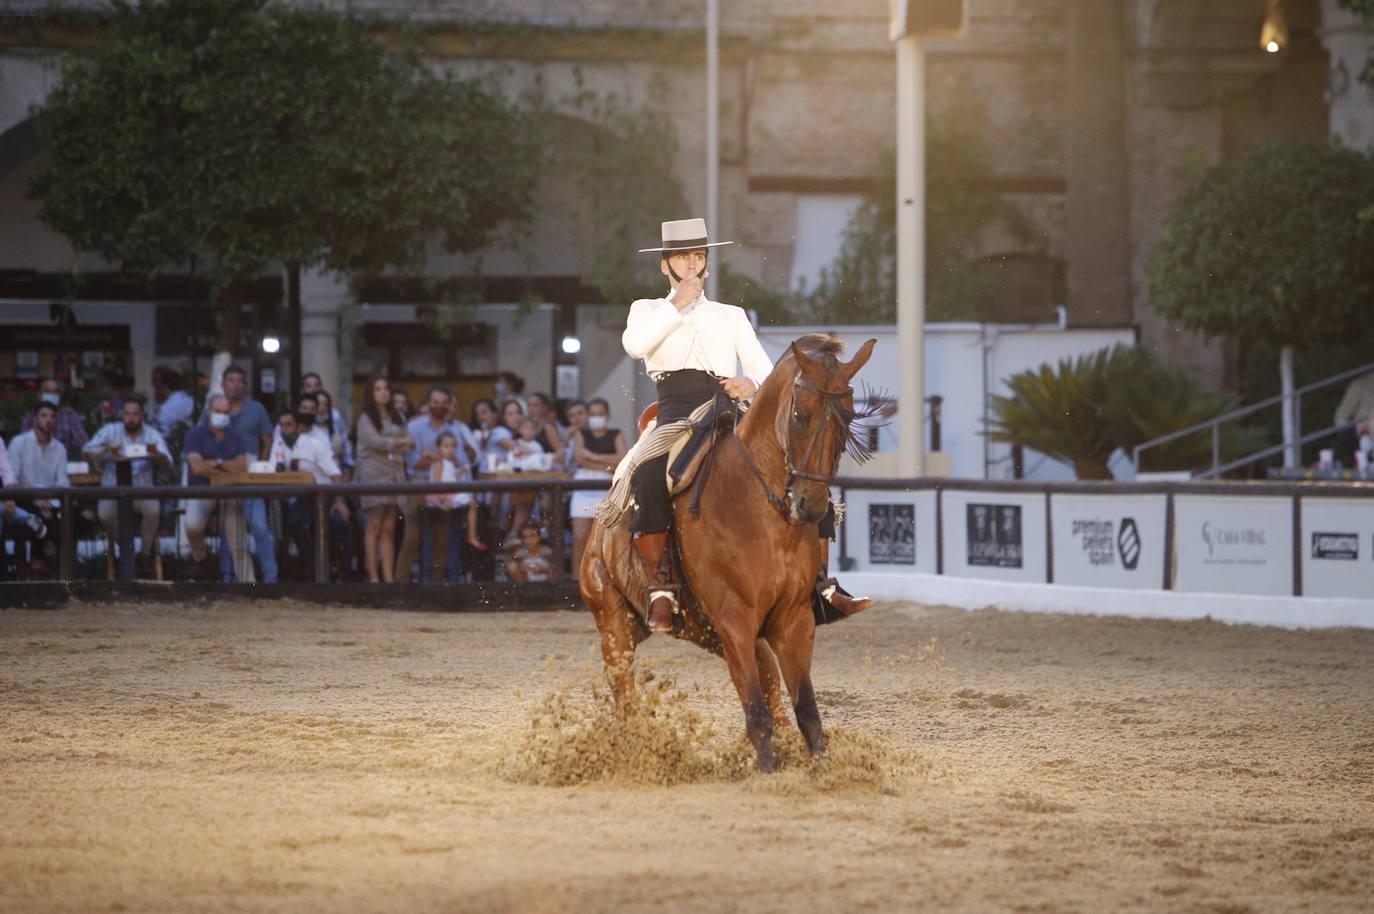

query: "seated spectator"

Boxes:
[22, 378, 89, 458]
[147, 367, 195, 440]
[561, 400, 588, 467]
[526, 392, 565, 459]
[1334, 368, 1374, 463]
[505, 522, 552, 582]
[82, 398, 171, 579]
[1, 434, 49, 579]
[271, 410, 345, 581]
[8, 403, 71, 576]
[183, 394, 253, 581]
[274, 391, 329, 450]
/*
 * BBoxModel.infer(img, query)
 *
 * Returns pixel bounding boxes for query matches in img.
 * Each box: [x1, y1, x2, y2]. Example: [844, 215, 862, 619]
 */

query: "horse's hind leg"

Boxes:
[766, 609, 825, 757]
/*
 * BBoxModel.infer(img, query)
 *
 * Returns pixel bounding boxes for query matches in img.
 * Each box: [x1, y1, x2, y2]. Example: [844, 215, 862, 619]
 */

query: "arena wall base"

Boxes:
[844, 572, 1374, 630]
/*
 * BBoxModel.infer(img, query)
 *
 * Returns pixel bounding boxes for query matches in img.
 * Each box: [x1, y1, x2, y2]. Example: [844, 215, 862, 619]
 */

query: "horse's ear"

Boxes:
[840, 338, 877, 382]
[787, 341, 818, 380]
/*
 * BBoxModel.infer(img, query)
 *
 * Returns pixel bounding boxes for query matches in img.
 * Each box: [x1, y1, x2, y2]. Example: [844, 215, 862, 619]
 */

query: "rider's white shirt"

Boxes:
[621, 292, 774, 390]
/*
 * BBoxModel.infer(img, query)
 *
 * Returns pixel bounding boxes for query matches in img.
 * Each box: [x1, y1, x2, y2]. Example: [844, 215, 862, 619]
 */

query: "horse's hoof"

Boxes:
[756, 749, 777, 773]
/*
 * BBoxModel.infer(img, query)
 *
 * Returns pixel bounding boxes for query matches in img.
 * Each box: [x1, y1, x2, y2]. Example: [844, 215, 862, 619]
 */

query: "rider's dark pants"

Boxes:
[631, 370, 724, 536]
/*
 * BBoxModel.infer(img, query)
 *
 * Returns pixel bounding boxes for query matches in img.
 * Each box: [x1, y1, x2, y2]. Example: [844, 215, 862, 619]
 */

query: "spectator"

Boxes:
[465, 398, 511, 581]
[146, 367, 195, 439]
[391, 387, 415, 423]
[82, 398, 172, 579]
[526, 392, 565, 459]
[276, 391, 329, 450]
[470, 398, 513, 473]
[313, 389, 356, 579]
[505, 522, 552, 582]
[200, 365, 273, 460]
[355, 374, 414, 583]
[419, 430, 481, 583]
[302, 374, 350, 443]
[495, 370, 527, 413]
[561, 400, 588, 467]
[21, 378, 89, 458]
[1, 433, 50, 578]
[8, 403, 71, 576]
[183, 393, 255, 582]
[396, 386, 476, 582]
[270, 410, 345, 581]
[1334, 369, 1374, 463]
[569, 398, 627, 582]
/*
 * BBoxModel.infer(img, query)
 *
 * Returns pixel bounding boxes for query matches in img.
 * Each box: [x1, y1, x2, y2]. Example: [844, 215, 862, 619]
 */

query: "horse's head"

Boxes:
[777, 334, 878, 525]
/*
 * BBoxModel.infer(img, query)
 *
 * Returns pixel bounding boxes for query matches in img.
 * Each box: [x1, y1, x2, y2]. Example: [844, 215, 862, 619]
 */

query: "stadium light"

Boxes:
[261, 335, 281, 354]
[561, 335, 581, 355]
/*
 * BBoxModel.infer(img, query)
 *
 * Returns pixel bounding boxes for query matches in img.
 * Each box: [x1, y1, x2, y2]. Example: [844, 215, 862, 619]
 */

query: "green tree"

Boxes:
[795, 109, 1036, 324]
[1147, 141, 1374, 466]
[28, 0, 538, 362]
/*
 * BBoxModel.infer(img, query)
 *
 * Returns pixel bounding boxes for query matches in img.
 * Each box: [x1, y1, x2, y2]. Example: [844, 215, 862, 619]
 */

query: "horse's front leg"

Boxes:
[766, 604, 825, 757]
[580, 541, 638, 710]
[719, 624, 775, 772]
[755, 638, 791, 727]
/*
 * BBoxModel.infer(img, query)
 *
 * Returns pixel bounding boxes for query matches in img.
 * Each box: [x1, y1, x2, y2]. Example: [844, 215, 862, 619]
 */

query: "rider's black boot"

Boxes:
[811, 568, 872, 625]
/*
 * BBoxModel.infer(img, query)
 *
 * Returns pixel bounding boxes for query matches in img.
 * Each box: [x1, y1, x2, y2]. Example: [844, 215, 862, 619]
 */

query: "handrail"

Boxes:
[1131, 359, 1374, 478]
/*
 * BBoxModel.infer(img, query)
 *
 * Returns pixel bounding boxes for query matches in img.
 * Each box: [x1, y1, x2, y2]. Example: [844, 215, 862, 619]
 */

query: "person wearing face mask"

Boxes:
[183, 393, 254, 581]
[22, 378, 89, 459]
[276, 392, 329, 449]
[569, 398, 627, 583]
[82, 397, 172, 579]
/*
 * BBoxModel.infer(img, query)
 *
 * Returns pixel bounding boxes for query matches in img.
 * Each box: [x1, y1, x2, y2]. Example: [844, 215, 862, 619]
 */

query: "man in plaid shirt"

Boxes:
[21, 379, 89, 458]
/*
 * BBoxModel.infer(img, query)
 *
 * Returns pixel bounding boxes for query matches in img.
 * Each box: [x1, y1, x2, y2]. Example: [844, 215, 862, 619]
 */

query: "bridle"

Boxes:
[732, 371, 854, 526]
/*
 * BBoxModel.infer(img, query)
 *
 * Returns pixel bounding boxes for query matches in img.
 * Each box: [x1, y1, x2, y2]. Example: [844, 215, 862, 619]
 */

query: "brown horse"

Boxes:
[579, 334, 878, 771]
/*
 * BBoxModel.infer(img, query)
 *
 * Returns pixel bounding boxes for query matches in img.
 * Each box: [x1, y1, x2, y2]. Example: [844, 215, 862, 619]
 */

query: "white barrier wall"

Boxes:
[1051, 493, 1167, 589]
[840, 489, 938, 574]
[1173, 495, 1293, 596]
[1302, 497, 1374, 599]
[940, 490, 1047, 584]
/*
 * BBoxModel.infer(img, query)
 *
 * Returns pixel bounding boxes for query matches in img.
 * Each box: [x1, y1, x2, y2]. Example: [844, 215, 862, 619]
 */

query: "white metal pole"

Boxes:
[1280, 343, 1297, 468]
[706, 0, 720, 301]
[896, 35, 926, 477]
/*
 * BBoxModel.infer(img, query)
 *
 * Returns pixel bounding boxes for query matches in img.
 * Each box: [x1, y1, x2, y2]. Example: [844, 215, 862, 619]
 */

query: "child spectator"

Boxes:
[505, 522, 552, 582]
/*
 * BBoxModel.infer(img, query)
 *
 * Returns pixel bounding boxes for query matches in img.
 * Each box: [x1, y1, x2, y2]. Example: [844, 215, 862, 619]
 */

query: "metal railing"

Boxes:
[1131, 360, 1374, 478]
[2, 477, 612, 585]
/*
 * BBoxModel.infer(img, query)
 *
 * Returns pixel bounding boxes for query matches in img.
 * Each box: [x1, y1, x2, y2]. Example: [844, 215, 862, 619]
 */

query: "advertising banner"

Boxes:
[1051, 493, 1166, 589]
[835, 490, 937, 573]
[1173, 495, 1292, 596]
[1301, 498, 1374, 599]
[941, 490, 1046, 582]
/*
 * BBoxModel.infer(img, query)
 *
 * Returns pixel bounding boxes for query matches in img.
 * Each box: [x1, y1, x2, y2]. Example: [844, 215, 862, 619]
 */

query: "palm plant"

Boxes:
[987, 348, 1119, 479]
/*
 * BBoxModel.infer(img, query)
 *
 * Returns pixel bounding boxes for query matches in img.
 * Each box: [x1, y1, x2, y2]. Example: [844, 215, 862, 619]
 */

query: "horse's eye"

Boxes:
[793, 409, 807, 424]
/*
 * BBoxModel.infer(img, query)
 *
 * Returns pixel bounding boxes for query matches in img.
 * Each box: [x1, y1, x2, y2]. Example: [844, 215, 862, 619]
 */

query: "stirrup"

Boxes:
[645, 584, 679, 631]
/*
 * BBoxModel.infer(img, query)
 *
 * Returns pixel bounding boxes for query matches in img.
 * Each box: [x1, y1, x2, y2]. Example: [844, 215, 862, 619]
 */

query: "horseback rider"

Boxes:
[623, 218, 871, 632]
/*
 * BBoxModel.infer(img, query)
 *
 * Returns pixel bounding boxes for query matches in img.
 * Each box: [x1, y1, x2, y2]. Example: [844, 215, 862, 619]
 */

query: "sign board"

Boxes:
[1051, 493, 1166, 589]
[889, 0, 966, 40]
[837, 489, 937, 573]
[1173, 495, 1292, 596]
[1301, 497, 1374, 599]
[941, 489, 1046, 582]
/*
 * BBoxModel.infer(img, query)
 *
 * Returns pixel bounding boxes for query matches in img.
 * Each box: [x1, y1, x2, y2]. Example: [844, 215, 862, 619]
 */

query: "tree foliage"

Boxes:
[794, 108, 1036, 324]
[988, 345, 1259, 479]
[1146, 141, 1374, 351]
[27, 0, 539, 295]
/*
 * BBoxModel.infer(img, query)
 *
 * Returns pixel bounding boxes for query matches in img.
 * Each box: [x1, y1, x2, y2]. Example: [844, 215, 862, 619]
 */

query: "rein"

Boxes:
[732, 372, 853, 526]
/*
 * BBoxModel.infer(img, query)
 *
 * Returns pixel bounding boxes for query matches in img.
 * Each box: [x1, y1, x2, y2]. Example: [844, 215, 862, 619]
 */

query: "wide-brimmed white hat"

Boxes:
[637, 218, 733, 253]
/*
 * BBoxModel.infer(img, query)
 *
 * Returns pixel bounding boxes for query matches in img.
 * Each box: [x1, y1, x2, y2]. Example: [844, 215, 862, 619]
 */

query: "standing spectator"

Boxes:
[200, 365, 273, 460]
[1, 433, 50, 577]
[8, 403, 71, 575]
[270, 410, 344, 581]
[526, 392, 565, 459]
[183, 394, 255, 582]
[82, 398, 172, 579]
[419, 431, 479, 583]
[391, 387, 415, 423]
[396, 387, 475, 582]
[355, 374, 414, 583]
[312, 388, 356, 579]
[494, 370, 527, 413]
[314, 390, 353, 474]
[21, 378, 89, 458]
[465, 398, 511, 581]
[301, 373, 349, 442]
[470, 398, 513, 473]
[146, 367, 195, 439]
[569, 398, 627, 582]
[561, 400, 588, 467]
[276, 391, 330, 450]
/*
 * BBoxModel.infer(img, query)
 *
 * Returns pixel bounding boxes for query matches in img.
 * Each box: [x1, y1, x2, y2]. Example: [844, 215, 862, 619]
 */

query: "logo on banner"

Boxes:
[869, 504, 915, 565]
[968, 503, 1022, 568]
[1069, 516, 1141, 570]
[1311, 532, 1358, 560]
[1200, 521, 1269, 565]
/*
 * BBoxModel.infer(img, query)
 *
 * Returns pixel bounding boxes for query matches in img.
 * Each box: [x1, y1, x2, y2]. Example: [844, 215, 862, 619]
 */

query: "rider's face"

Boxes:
[660, 250, 708, 286]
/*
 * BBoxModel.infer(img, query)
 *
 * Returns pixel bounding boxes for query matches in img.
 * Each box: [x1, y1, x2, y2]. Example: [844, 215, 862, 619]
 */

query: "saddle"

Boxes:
[664, 393, 740, 507]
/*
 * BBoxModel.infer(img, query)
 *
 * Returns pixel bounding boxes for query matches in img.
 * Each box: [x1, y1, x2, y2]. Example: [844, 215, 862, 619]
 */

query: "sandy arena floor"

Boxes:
[2, 599, 1372, 913]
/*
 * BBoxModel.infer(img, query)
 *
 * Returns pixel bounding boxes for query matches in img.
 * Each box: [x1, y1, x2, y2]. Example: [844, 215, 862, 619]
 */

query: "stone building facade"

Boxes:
[0, 0, 1367, 405]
